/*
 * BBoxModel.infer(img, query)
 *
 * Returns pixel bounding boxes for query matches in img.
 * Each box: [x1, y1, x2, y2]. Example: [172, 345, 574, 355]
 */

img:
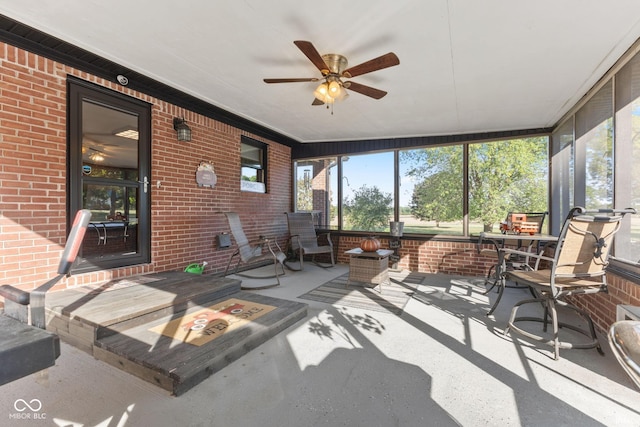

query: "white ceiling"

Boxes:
[2, 1, 640, 143]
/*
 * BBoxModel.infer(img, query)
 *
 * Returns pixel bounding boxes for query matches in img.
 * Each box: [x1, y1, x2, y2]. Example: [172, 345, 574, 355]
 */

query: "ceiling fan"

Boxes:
[263, 40, 399, 106]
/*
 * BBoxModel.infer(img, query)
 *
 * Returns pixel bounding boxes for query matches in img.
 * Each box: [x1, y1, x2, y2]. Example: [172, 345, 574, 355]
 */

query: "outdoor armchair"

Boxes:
[223, 212, 286, 289]
[503, 207, 635, 360]
[284, 212, 334, 271]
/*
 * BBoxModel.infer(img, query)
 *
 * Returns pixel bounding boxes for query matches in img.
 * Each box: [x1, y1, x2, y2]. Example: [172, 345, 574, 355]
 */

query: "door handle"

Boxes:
[139, 176, 149, 193]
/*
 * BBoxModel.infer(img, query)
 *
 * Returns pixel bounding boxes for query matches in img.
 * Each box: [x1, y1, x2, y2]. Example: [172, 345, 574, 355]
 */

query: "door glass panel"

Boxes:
[81, 101, 140, 261]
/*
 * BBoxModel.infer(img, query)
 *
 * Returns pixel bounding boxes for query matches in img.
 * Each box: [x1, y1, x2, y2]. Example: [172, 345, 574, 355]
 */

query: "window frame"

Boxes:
[292, 135, 550, 238]
[240, 136, 268, 193]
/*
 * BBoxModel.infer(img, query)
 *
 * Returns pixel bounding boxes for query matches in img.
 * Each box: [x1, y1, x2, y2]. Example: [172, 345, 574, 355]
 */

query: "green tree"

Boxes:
[410, 170, 462, 226]
[469, 138, 548, 230]
[402, 138, 548, 231]
[344, 185, 392, 231]
[296, 176, 313, 210]
[403, 145, 463, 226]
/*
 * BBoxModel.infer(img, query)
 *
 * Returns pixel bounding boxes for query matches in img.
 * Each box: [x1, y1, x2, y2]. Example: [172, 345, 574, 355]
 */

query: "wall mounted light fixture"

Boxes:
[173, 117, 192, 141]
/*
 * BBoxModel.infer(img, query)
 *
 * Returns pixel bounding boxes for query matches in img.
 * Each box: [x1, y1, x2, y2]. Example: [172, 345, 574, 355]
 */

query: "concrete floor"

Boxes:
[1, 264, 639, 426]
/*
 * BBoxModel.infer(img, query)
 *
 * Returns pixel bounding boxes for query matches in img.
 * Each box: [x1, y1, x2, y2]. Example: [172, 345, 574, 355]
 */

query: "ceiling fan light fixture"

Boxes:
[333, 85, 348, 102]
[328, 80, 341, 95]
[313, 82, 332, 104]
[88, 150, 105, 162]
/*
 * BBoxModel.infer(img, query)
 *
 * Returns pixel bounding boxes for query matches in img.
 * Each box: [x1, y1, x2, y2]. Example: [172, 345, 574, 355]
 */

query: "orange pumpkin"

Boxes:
[360, 236, 381, 252]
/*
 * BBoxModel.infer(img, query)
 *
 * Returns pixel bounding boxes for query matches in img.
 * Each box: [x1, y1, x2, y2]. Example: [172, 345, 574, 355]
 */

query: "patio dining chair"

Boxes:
[503, 206, 636, 360]
[223, 212, 286, 289]
[478, 211, 548, 292]
[284, 212, 334, 271]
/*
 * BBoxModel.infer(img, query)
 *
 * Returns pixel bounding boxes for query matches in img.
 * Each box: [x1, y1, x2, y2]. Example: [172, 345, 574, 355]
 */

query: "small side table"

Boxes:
[345, 248, 394, 292]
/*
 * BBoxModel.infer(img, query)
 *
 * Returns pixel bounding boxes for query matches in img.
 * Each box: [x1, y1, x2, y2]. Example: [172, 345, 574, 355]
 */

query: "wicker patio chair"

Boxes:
[284, 212, 334, 271]
[503, 206, 636, 360]
[223, 212, 286, 289]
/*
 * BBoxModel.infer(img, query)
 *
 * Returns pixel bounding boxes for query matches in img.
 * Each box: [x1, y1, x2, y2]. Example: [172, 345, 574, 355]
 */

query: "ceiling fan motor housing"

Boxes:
[322, 54, 348, 76]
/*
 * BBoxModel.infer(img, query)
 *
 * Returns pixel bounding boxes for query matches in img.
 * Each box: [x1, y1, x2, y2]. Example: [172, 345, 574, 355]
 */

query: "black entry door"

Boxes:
[68, 78, 151, 271]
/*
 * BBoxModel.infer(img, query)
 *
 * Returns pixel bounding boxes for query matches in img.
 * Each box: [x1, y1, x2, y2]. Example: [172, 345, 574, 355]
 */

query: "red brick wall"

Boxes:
[569, 273, 640, 332]
[0, 41, 636, 334]
[0, 41, 291, 292]
[336, 236, 490, 276]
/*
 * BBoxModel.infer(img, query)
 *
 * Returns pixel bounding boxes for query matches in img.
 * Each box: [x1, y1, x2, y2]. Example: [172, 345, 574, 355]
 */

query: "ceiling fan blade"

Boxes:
[294, 40, 330, 75]
[344, 81, 388, 99]
[312, 98, 324, 106]
[342, 52, 400, 78]
[263, 78, 319, 83]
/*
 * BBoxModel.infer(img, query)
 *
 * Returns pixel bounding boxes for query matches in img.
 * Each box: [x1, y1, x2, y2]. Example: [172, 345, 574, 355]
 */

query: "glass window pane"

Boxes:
[241, 144, 263, 168]
[83, 183, 138, 258]
[240, 137, 267, 192]
[241, 167, 258, 182]
[294, 158, 337, 228]
[399, 146, 463, 235]
[468, 137, 549, 234]
[614, 52, 640, 262]
[551, 119, 574, 234]
[82, 101, 138, 175]
[576, 81, 613, 210]
[342, 152, 394, 232]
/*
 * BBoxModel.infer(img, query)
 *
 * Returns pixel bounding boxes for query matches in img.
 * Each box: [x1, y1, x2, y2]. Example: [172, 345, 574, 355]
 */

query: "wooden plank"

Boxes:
[95, 291, 307, 395]
[45, 273, 240, 329]
[92, 346, 175, 392]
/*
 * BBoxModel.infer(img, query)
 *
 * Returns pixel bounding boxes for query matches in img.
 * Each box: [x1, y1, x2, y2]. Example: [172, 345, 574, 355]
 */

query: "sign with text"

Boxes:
[149, 298, 275, 346]
[240, 180, 266, 193]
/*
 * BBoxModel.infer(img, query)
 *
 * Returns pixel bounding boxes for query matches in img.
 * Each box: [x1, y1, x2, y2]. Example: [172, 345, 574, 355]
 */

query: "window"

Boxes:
[342, 152, 394, 232]
[575, 82, 614, 210]
[550, 48, 640, 267]
[68, 78, 151, 272]
[400, 146, 464, 235]
[551, 119, 575, 235]
[294, 158, 337, 228]
[468, 138, 549, 234]
[293, 137, 549, 236]
[240, 136, 267, 193]
[614, 52, 640, 264]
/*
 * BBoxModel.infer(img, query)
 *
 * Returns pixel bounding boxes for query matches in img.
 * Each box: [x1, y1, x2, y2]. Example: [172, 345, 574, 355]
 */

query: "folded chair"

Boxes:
[284, 212, 334, 271]
[0, 209, 91, 385]
[503, 206, 636, 360]
[223, 212, 286, 289]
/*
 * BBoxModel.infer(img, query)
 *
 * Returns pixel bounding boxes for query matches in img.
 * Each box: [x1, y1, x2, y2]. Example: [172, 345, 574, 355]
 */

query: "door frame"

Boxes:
[67, 76, 152, 272]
